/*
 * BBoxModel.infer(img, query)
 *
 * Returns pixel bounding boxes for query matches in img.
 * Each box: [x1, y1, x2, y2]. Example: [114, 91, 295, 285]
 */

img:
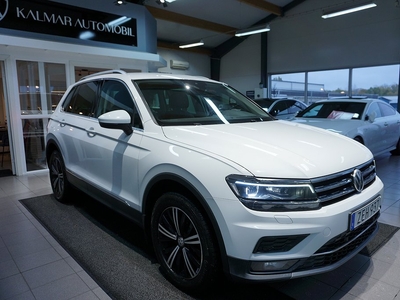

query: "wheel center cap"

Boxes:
[177, 236, 184, 247]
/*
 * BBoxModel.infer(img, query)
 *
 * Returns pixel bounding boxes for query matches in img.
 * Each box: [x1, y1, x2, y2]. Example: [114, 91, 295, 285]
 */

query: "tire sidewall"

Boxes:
[150, 192, 218, 292]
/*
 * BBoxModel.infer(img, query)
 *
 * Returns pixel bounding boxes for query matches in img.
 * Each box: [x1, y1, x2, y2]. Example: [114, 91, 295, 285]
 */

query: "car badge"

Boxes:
[352, 169, 364, 192]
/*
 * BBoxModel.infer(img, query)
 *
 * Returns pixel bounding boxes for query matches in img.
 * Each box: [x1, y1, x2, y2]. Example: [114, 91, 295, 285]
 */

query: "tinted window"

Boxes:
[96, 80, 142, 129]
[63, 81, 98, 116]
[378, 102, 396, 117]
[367, 102, 382, 118]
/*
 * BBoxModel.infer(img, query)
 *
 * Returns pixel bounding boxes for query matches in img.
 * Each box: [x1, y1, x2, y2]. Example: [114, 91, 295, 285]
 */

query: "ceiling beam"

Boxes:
[239, 0, 282, 16]
[145, 6, 237, 35]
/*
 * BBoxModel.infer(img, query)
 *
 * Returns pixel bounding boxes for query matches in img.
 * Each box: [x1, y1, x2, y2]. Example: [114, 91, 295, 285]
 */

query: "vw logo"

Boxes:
[0, 0, 9, 22]
[351, 169, 364, 193]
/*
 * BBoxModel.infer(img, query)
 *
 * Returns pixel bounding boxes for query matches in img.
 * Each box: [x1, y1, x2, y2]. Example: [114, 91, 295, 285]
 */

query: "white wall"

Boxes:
[267, 0, 400, 73]
[220, 34, 261, 94]
[219, 0, 400, 94]
[157, 49, 210, 76]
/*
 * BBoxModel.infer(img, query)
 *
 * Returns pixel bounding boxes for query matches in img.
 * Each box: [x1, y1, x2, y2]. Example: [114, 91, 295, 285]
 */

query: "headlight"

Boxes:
[226, 175, 319, 211]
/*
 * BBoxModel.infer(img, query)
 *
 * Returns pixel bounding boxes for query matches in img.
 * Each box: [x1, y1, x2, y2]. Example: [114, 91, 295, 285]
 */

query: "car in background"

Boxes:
[292, 98, 400, 157]
[253, 98, 308, 120]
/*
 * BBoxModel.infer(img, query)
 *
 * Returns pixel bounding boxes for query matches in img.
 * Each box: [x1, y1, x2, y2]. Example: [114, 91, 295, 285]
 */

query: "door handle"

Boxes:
[86, 127, 96, 137]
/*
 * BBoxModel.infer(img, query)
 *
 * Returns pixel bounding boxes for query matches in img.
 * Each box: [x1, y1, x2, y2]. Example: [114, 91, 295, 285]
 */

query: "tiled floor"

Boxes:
[0, 153, 400, 300]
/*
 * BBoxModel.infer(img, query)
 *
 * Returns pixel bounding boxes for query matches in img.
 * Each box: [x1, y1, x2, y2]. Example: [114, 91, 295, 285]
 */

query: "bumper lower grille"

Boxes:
[295, 213, 379, 272]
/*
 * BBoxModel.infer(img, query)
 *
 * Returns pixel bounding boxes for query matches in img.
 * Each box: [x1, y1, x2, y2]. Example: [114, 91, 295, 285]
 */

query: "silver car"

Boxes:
[292, 98, 400, 156]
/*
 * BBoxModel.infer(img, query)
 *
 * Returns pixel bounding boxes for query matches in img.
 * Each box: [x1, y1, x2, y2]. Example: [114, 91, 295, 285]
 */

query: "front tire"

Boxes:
[48, 150, 72, 203]
[151, 192, 219, 292]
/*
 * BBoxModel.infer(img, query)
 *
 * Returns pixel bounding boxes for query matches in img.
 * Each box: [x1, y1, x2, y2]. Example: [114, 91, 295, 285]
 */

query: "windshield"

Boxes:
[135, 79, 273, 126]
[297, 101, 366, 120]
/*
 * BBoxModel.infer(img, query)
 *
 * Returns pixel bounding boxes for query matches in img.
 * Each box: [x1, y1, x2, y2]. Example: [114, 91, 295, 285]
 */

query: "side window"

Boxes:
[378, 102, 396, 117]
[367, 102, 382, 119]
[62, 81, 98, 116]
[96, 80, 143, 129]
[287, 101, 305, 114]
[272, 101, 289, 116]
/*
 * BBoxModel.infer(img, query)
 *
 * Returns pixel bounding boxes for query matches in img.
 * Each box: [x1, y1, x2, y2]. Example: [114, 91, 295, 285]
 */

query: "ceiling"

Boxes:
[125, 0, 307, 56]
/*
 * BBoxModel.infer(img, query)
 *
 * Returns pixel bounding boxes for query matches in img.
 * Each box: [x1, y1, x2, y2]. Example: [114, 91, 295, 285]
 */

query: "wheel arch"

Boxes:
[354, 135, 364, 144]
[45, 136, 62, 164]
[142, 173, 229, 273]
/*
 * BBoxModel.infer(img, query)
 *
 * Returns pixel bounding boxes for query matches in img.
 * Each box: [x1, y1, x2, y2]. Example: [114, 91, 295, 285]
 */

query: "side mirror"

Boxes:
[367, 112, 376, 123]
[98, 110, 133, 135]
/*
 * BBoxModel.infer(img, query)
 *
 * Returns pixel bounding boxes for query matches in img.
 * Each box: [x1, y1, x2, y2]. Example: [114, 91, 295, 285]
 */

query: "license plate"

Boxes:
[350, 196, 381, 231]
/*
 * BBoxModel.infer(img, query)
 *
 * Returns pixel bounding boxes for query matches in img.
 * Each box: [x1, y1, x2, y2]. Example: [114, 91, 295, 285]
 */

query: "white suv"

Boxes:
[46, 70, 383, 292]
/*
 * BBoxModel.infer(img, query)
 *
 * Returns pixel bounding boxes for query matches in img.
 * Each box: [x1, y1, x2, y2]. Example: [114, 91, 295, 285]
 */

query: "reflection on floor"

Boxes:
[0, 153, 400, 299]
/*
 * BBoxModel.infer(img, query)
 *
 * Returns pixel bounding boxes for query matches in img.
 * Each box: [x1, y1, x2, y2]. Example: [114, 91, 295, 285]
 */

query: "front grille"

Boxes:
[295, 213, 378, 272]
[311, 159, 376, 206]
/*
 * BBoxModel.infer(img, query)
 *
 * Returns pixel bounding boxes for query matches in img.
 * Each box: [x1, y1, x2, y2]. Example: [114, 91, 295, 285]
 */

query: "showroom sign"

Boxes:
[0, 0, 138, 46]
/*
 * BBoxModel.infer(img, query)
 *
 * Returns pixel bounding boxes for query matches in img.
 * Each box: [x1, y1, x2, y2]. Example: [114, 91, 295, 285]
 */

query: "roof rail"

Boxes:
[79, 69, 127, 81]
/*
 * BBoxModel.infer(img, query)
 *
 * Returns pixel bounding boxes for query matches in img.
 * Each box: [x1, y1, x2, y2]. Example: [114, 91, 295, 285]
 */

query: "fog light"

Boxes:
[251, 259, 298, 272]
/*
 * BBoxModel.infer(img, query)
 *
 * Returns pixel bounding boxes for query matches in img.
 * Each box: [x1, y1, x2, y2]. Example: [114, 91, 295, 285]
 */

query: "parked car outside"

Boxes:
[253, 98, 308, 120]
[291, 98, 400, 157]
[46, 71, 383, 292]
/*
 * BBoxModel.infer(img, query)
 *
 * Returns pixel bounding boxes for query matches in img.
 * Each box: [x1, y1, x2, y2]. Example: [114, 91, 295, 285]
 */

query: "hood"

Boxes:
[291, 118, 361, 136]
[162, 120, 372, 179]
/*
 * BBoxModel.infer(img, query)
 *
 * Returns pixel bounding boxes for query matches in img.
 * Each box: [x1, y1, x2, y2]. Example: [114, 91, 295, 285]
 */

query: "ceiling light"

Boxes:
[321, 2, 377, 19]
[179, 40, 204, 49]
[235, 24, 270, 37]
[114, 0, 126, 5]
[156, 0, 168, 7]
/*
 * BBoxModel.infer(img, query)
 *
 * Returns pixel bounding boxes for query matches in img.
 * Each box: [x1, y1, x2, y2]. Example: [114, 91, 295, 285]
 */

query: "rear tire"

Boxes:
[150, 192, 220, 292]
[391, 139, 400, 155]
[48, 150, 72, 203]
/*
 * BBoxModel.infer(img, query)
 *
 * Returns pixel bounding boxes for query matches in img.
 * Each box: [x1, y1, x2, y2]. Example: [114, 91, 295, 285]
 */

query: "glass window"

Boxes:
[308, 69, 349, 101]
[18, 61, 40, 115]
[270, 73, 305, 101]
[96, 80, 142, 129]
[17, 61, 66, 172]
[45, 63, 67, 114]
[378, 102, 396, 117]
[366, 102, 382, 119]
[63, 81, 98, 116]
[136, 79, 272, 126]
[22, 118, 46, 171]
[352, 65, 399, 100]
[17, 61, 66, 115]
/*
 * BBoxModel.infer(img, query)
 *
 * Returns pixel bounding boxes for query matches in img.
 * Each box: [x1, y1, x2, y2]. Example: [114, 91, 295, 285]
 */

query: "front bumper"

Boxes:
[227, 212, 379, 281]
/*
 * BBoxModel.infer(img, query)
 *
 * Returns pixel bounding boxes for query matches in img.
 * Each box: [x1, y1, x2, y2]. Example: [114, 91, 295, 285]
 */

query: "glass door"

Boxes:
[17, 61, 67, 172]
[0, 61, 13, 176]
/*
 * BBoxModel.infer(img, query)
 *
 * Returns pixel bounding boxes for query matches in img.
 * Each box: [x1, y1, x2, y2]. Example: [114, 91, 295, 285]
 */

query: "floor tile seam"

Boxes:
[21, 260, 79, 291]
[354, 266, 400, 290]
[0, 274, 32, 300]
[30, 273, 92, 298]
[379, 208, 400, 218]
